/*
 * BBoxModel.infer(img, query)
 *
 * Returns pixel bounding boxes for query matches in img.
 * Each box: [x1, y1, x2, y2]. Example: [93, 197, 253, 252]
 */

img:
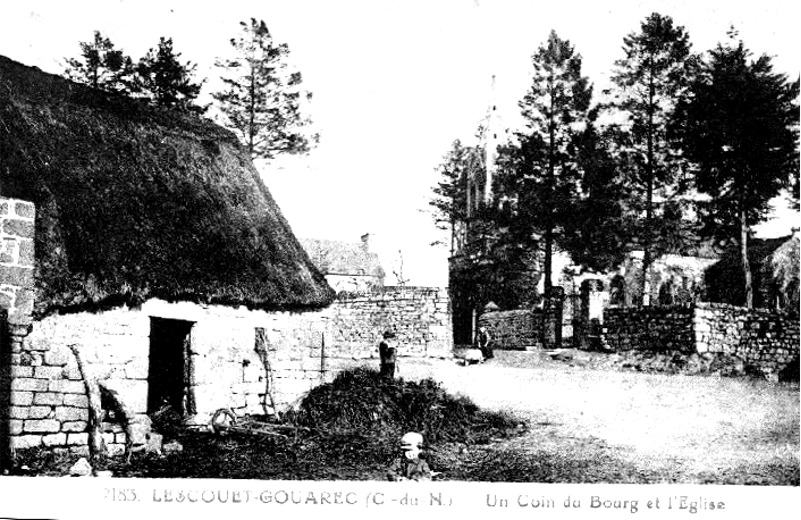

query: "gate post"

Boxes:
[542, 287, 565, 349]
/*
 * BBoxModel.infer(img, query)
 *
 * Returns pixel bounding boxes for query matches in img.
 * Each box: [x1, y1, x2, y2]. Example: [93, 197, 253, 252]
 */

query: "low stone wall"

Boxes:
[478, 309, 541, 350]
[694, 303, 799, 380]
[604, 305, 695, 352]
[604, 303, 799, 380]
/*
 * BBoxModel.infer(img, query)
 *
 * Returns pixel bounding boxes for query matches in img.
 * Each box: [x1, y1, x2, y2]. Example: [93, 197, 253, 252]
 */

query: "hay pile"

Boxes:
[291, 368, 522, 445]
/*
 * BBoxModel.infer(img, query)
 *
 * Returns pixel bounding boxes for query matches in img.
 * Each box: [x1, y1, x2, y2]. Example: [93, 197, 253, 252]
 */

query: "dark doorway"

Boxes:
[147, 317, 195, 415]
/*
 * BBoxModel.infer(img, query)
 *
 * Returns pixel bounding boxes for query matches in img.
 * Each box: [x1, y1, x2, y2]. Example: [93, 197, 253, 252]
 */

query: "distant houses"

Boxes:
[300, 234, 385, 293]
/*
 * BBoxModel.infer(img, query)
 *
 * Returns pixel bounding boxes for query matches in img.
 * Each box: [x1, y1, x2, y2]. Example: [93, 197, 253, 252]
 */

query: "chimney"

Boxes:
[360, 233, 370, 252]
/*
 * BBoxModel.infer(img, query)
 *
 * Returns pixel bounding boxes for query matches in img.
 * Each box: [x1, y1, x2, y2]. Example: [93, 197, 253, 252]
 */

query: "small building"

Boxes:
[0, 54, 334, 457]
[299, 234, 385, 293]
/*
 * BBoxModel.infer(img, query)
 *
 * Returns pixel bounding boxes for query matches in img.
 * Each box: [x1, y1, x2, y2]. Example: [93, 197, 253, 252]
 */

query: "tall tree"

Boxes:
[675, 33, 800, 308]
[64, 30, 135, 94]
[136, 37, 204, 113]
[609, 13, 696, 305]
[516, 30, 592, 294]
[429, 139, 481, 253]
[214, 19, 315, 160]
[562, 111, 633, 272]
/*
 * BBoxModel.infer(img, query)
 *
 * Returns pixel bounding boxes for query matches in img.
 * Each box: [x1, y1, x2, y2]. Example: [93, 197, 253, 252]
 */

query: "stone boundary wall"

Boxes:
[604, 305, 695, 353]
[694, 302, 799, 380]
[478, 309, 542, 350]
[329, 286, 452, 359]
[604, 303, 799, 380]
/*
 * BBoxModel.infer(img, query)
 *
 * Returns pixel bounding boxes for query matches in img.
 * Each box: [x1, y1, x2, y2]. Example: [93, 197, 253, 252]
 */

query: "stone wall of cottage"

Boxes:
[693, 302, 799, 380]
[478, 309, 542, 350]
[4, 284, 452, 452]
[0, 198, 35, 326]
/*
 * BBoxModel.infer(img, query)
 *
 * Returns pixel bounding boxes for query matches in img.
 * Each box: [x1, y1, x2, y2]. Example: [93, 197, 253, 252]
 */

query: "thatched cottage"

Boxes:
[1, 55, 342, 456]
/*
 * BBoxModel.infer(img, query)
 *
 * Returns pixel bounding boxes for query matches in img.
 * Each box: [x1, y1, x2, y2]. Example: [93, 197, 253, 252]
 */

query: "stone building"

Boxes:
[0, 55, 451, 461]
[299, 234, 385, 293]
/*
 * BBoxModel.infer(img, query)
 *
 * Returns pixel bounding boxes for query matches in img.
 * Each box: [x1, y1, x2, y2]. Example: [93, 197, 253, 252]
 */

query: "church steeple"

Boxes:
[484, 74, 498, 205]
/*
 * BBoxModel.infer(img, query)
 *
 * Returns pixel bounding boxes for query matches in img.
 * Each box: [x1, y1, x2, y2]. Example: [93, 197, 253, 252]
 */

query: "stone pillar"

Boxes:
[1, 198, 37, 464]
[579, 279, 606, 350]
[542, 287, 564, 349]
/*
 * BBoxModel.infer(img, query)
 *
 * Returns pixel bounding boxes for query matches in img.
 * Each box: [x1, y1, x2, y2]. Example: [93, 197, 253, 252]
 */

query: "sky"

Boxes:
[1, 0, 798, 286]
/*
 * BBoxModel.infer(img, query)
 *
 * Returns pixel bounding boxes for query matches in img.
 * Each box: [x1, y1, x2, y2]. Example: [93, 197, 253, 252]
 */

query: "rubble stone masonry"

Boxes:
[604, 303, 799, 380]
[478, 309, 542, 350]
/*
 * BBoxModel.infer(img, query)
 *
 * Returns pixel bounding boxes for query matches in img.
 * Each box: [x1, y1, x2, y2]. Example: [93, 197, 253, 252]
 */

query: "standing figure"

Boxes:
[477, 325, 493, 360]
[379, 330, 397, 379]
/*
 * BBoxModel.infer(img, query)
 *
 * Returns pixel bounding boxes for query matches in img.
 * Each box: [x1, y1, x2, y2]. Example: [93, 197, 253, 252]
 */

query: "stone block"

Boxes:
[10, 435, 43, 450]
[34, 366, 66, 380]
[28, 406, 53, 419]
[6, 419, 24, 436]
[56, 406, 87, 422]
[33, 392, 63, 405]
[2, 218, 35, 239]
[23, 419, 60, 433]
[67, 433, 89, 446]
[8, 406, 31, 420]
[11, 377, 48, 392]
[62, 421, 88, 432]
[42, 433, 68, 447]
[17, 239, 35, 267]
[49, 379, 87, 394]
[107, 444, 126, 457]
[10, 365, 33, 378]
[13, 201, 35, 219]
[63, 394, 89, 407]
[0, 266, 33, 290]
[10, 391, 34, 406]
[44, 350, 71, 367]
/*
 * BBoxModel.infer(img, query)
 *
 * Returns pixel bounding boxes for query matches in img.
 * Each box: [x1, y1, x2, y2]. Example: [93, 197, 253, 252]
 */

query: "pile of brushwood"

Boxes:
[288, 367, 522, 444]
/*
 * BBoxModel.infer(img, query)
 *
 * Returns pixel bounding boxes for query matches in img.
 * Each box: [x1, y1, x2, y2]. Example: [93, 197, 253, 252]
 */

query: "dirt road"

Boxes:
[397, 350, 800, 483]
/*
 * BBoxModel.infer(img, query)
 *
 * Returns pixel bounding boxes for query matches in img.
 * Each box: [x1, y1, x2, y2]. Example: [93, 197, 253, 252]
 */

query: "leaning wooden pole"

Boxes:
[67, 344, 106, 461]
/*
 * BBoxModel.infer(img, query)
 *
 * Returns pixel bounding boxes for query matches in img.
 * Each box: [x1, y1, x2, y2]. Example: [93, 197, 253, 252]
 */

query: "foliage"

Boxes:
[213, 18, 315, 159]
[135, 37, 204, 113]
[607, 12, 698, 303]
[561, 111, 633, 271]
[429, 139, 479, 252]
[674, 33, 800, 307]
[63, 31, 136, 94]
[513, 30, 593, 292]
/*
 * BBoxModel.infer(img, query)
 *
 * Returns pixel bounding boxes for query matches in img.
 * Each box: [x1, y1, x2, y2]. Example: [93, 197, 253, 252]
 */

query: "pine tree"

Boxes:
[136, 37, 204, 113]
[608, 13, 697, 305]
[213, 19, 314, 160]
[675, 33, 800, 308]
[429, 139, 480, 253]
[516, 30, 593, 294]
[64, 30, 135, 94]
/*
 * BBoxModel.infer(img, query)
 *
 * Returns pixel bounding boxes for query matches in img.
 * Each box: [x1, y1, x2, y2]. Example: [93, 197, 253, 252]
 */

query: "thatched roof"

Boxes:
[0, 55, 334, 316]
[703, 234, 796, 310]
